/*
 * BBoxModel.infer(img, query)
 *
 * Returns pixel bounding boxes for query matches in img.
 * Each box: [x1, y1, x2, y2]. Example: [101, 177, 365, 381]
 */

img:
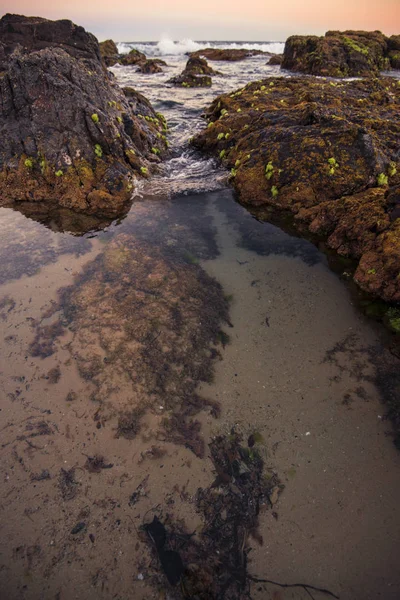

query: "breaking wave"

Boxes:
[117, 38, 285, 57]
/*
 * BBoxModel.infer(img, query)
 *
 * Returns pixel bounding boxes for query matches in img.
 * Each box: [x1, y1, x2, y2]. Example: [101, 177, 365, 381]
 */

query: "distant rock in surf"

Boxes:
[168, 56, 219, 87]
[189, 48, 265, 61]
[137, 59, 167, 74]
[282, 30, 399, 77]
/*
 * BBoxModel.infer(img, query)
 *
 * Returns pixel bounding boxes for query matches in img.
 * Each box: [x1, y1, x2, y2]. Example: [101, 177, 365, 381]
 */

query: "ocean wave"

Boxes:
[116, 38, 285, 57]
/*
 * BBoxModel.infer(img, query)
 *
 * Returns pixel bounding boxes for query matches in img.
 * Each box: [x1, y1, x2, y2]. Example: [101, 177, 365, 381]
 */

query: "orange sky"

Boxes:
[1, 0, 399, 40]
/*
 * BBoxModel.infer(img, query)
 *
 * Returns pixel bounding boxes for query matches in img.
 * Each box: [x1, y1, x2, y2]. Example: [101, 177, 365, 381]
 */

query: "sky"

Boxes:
[1, 0, 399, 41]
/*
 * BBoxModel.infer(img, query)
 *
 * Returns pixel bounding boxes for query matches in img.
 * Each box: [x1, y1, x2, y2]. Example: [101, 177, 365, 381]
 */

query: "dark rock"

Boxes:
[99, 39, 119, 66]
[137, 59, 165, 74]
[189, 48, 264, 61]
[168, 56, 217, 87]
[0, 14, 168, 218]
[193, 76, 400, 302]
[267, 54, 283, 65]
[388, 35, 400, 52]
[71, 522, 86, 535]
[184, 56, 220, 75]
[282, 30, 391, 76]
[169, 72, 212, 88]
[389, 50, 400, 69]
[0, 13, 101, 63]
[119, 48, 146, 66]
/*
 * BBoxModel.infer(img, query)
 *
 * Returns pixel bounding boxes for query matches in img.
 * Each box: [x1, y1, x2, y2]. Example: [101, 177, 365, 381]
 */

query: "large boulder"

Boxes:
[282, 30, 392, 76]
[192, 76, 400, 302]
[0, 14, 168, 217]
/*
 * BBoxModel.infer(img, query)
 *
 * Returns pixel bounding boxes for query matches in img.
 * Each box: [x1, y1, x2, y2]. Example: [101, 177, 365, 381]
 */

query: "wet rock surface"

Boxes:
[137, 59, 167, 74]
[192, 76, 400, 303]
[0, 15, 167, 217]
[267, 54, 283, 65]
[282, 30, 396, 76]
[98, 38, 119, 65]
[168, 57, 217, 87]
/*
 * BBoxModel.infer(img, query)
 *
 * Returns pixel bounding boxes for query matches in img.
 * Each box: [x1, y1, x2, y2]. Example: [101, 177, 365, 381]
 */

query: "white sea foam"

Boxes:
[116, 38, 284, 57]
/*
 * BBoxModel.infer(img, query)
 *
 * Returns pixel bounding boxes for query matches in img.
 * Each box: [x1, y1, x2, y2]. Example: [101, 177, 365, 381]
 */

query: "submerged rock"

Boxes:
[282, 30, 393, 76]
[0, 14, 167, 217]
[189, 48, 264, 61]
[192, 76, 400, 302]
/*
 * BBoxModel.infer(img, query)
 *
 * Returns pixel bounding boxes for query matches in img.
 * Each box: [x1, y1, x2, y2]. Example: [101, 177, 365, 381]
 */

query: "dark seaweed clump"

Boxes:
[29, 231, 231, 455]
[143, 432, 282, 599]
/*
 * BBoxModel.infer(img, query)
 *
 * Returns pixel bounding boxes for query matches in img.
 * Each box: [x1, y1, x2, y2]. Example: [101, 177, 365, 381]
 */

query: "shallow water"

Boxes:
[1, 50, 400, 600]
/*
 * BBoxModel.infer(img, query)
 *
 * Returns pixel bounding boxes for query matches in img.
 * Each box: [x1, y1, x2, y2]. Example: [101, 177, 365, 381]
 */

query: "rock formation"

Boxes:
[168, 56, 219, 87]
[282, 30, 398, 76]
[0, 14, 167, 217]
[193, 76, 400, 303]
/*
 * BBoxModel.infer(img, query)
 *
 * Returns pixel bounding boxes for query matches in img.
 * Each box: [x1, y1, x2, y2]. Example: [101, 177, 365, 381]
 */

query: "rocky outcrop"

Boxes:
[192, 76, 400, 303]
[184, 57, 220, 75]
[168, 57, 216, 87]
[0, 14, 168, 217]
[281, 30, 395, 76]
[190, 48, 264, 61]
[99, 39, 119, 66]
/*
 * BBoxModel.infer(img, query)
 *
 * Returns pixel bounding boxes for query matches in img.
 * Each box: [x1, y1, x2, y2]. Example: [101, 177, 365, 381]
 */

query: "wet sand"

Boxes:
[0, 191, 399, 600]
[201, 195, 400, 599]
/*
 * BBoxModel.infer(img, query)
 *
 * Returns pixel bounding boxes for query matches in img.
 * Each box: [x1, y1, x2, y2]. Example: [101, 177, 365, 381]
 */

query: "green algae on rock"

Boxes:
[0, 15, 168, 218]
[282, 30, 395, 77]
[192, 76, 400, 303]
